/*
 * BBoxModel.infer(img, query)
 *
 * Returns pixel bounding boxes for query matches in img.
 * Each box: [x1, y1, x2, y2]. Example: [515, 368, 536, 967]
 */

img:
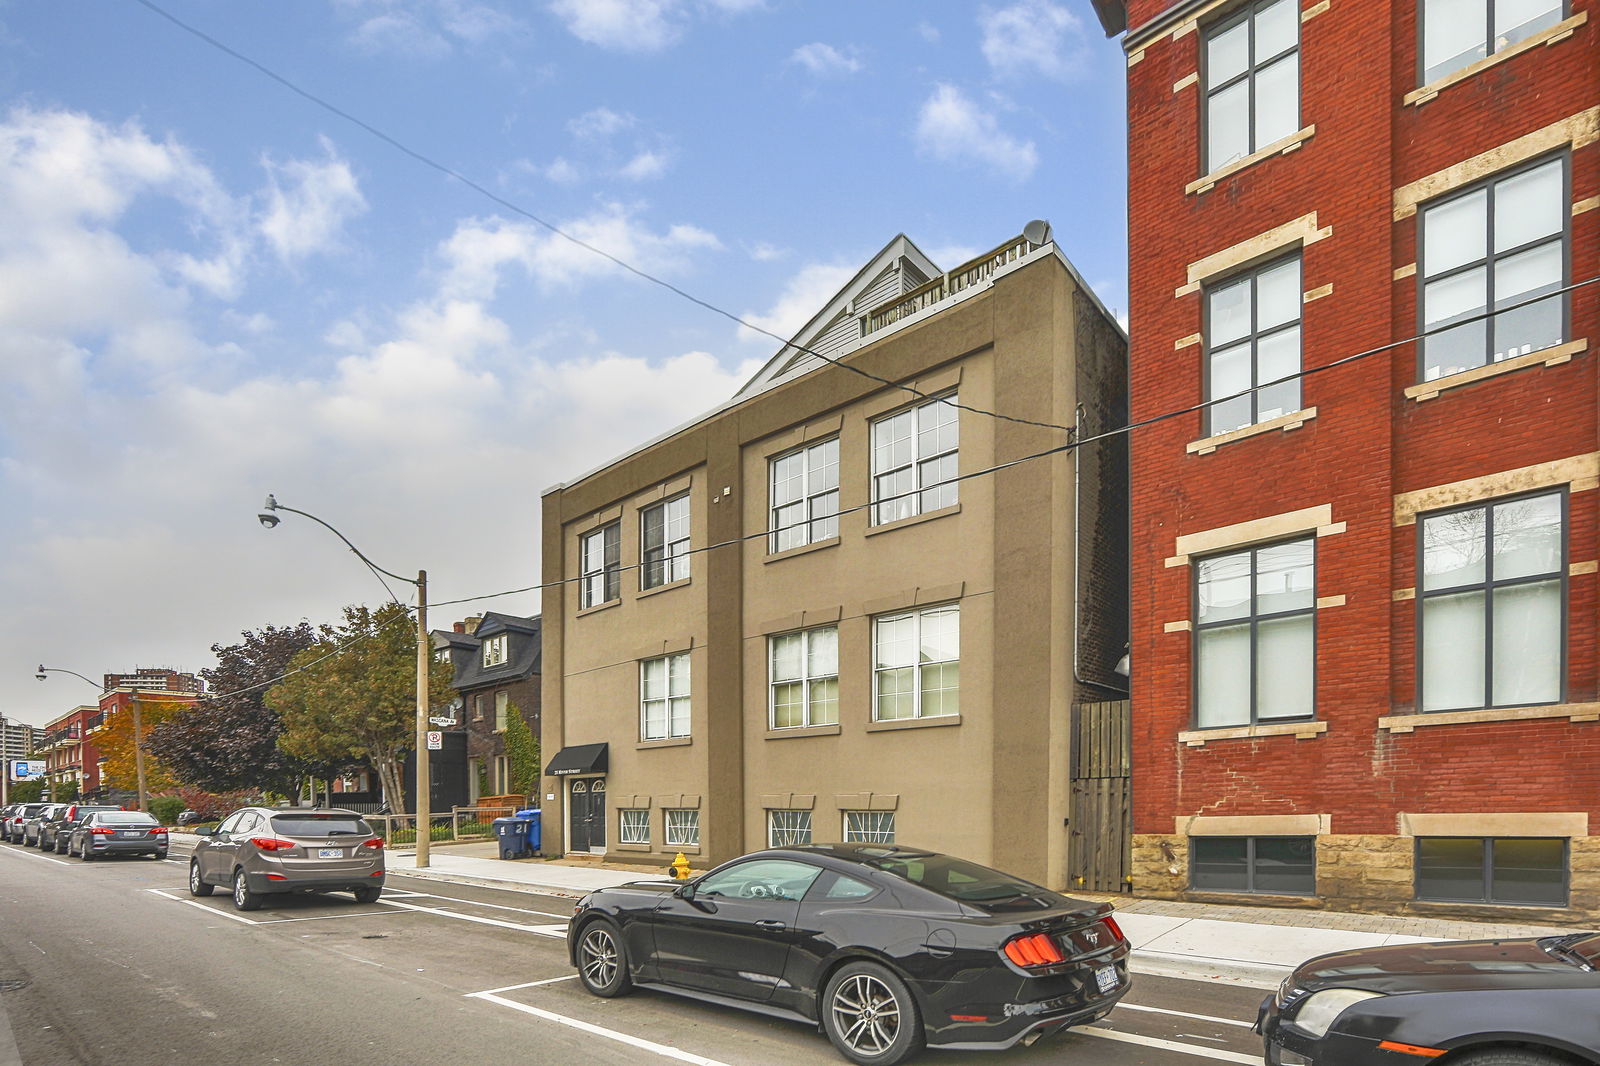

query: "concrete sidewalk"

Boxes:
[381, 843, 1585, 989]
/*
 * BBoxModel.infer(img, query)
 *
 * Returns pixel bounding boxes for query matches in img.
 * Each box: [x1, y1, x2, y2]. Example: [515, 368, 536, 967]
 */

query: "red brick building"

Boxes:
[38, 669, 202, 800]
[1095, 0, 1598, 918]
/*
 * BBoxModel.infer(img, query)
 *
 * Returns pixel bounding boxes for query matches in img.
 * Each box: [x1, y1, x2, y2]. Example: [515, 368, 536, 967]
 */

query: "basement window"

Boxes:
[1191, 835, 1315, 895]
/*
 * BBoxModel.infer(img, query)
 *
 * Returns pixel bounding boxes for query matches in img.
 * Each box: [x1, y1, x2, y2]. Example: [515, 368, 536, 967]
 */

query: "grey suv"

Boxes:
[189, 807, 386, 911]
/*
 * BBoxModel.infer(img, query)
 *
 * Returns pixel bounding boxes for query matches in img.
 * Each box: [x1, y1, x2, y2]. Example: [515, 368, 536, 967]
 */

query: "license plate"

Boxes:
[318, 848, 344, 858]
[1094, 965, 1118, 994]
[119, 831, 140, 838]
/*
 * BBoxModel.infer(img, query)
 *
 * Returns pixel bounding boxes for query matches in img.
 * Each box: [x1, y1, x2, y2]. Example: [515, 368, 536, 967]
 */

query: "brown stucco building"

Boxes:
[540, 233, 1129, 888]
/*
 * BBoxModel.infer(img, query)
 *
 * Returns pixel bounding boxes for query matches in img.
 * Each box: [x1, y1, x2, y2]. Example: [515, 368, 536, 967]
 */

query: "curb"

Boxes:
[387, 865, 588, 899]
[1128, 952, 1287, 991]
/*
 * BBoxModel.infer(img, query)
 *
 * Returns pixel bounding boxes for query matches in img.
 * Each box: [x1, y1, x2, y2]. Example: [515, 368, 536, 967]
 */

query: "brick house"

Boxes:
[1094, 0, 1598, 919]
[433, 613, 541, 802]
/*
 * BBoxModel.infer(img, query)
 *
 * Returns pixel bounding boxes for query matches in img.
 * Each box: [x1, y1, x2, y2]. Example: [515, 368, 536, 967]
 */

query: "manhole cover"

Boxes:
[0, 980, 29, 993]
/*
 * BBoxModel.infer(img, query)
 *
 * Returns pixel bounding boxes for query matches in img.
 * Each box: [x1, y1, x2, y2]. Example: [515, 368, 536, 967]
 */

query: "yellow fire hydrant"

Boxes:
[670, 852, 692, 880]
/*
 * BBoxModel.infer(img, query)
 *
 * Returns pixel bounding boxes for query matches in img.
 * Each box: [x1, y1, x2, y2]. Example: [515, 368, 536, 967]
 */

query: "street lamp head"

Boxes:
[35, 664, 46, 681]
[258, 512, 280, 529]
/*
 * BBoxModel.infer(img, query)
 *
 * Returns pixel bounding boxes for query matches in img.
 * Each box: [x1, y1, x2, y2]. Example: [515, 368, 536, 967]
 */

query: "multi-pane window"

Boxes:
[770, 438, 840, 552]
[640, 653, 691, 740]
[871, 395, 958, 525]
[494, 691, 509, 733]
[1419, 491, 1564, 712]
[665, 809, 699, 846]
[844, 811, 895, 843]
[579, 523, 620, 608]
[769, 626, 839, 729]
[482, 633, 507, 668]
[641, 495, 690, 589]
[619, 809, 650, 845]
[1195, 539, 1314, 728]
[769, 810, 813, 847]
[1416, 837, 1566, 906]
[873, 604, 959, 721]
[1205, 256, 1302, 435]
[1421, 155, 1566, 382]
[1191, 836, 1316, 895]
[1422, 0, 1564, 83]
[1203, 0, 1299, 171]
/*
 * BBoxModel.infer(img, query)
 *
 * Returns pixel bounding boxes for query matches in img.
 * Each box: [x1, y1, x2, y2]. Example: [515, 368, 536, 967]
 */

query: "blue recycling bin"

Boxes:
[492, 816, 532, 860]
[515, 809, 542, 854]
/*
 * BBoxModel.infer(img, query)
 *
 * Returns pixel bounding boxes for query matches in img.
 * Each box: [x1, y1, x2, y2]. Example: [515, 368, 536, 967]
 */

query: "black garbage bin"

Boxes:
[492, 816, 532, 860]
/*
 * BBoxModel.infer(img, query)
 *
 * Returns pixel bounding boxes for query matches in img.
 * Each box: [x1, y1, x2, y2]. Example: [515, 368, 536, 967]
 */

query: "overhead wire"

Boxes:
[130, 0, 1076, 436]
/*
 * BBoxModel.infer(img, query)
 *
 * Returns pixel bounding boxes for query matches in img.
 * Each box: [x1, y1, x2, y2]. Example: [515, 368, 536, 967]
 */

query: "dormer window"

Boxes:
[482, 634, 508, 668]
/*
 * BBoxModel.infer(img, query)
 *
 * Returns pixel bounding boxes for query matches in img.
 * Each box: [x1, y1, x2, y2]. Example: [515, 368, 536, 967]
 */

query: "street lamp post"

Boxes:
[257, 494, 435, 869]
[34, 665, 138, 809]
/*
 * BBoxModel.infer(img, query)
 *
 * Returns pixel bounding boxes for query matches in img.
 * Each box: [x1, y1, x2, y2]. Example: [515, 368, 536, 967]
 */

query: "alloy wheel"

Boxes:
[830, 973, 902, 1057]
[579, 927, 618, 989]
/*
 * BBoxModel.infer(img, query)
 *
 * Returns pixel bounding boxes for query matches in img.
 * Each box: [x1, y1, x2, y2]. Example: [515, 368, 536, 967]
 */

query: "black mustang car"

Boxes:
[568, 843, 1129, 1065]
[1258, 932, 1600, 1065]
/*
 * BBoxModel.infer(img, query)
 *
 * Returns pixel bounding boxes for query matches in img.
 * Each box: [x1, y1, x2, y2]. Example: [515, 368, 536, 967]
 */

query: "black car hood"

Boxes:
[1295, 938, 1598, 995]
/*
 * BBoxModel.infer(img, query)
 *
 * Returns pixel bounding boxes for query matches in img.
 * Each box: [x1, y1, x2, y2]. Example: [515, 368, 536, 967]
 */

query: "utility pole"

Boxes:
[415, 569, 431, 868]
[130, 696, 149, 813]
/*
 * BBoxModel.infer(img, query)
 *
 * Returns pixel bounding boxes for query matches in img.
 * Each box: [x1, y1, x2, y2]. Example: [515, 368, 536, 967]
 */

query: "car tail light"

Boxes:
[1003, 933, 1066, 968]
[89, 827, 116, 836]
[1102, 915, 1125, 942]
[250, 837, 298, 852]
[266, 873, 288, 881]
[361, 838, 383, 850]
[150, 827, 168, 836]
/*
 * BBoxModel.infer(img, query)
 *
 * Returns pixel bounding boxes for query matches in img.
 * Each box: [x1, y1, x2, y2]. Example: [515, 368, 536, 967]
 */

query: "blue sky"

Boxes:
[0, 0, 1126, 724]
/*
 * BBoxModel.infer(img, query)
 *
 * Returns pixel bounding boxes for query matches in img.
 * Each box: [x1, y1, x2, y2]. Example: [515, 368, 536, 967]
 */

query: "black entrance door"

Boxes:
[569, 779, 606, 851]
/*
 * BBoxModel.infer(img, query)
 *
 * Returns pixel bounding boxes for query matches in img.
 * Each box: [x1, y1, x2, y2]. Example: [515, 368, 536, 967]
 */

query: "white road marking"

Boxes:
[1076, 1025, 1264, 1064]
[466, 991, 735, 1066]
[146, 888, 260, 925]
[478, 974, 580, 995]
[0, 846, 78, 867]
[253, 910, 409, 925]
[399, 891, 571, 920]
[1116, 1001, 1256, 1028]
[378, 896, 562, 934]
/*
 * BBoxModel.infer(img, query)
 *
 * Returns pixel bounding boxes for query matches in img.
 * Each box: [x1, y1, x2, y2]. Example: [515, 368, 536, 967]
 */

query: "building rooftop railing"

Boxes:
[863, 234, 1042, 337]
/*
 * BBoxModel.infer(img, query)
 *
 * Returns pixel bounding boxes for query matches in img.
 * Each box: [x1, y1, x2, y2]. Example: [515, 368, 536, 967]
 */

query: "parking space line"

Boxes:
[377, 897, 566, 936]
[253, 910, 409, 924]
[1116, 1002, 1255, 1028]
[146, 888, 261, 925]
[1076, 1025, 1264, 1064]
[478, 974, 580, 995]
[397, 892, 570, 920]
[466, 991, 735, 1066]
[0, 847, 78, 867]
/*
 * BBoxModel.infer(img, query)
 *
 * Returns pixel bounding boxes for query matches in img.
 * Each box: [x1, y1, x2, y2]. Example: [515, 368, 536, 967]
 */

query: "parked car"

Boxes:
[2, 803, 48, 843]
[1257, 933, 1600, 1065]
[21, 803, 69, 847]
[568, 843, 1130, 1065]
[189, 806, 385, 911]
[68, 810, 169, 860]
[176, 809, 205, 826]
[41, 804, 120, 853]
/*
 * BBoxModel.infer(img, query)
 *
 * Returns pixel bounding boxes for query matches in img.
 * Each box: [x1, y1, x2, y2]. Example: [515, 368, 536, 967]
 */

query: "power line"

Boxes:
[195, 607, 414, 703]
[130, 0, 1077, 437]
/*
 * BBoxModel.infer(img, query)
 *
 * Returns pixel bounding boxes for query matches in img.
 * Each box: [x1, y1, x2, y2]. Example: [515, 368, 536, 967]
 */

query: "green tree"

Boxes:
[504, 701, 540, 797]
[267, 603, 453, 816]
[10, 780, 44, 803]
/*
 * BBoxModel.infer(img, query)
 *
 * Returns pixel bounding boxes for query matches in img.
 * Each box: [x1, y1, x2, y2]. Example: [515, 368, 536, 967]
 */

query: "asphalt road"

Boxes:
[0, 840, 1270, 1066]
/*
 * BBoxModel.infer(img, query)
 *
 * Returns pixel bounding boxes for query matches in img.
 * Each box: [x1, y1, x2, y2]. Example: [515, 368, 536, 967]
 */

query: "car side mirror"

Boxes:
[674, 882, 696, 900]
[194, 826, 214, 837]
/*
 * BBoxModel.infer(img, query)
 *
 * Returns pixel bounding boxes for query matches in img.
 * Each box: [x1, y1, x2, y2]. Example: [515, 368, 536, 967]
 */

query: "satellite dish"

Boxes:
[1022, 219, 1052, 246]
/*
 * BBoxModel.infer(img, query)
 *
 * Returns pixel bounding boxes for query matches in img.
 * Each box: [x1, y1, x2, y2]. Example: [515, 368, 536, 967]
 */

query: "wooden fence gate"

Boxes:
[1068, 699, 1131, 893]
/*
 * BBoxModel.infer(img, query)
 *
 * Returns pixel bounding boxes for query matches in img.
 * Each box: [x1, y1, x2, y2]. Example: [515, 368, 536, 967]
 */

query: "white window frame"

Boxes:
[768, 626, 839, 729]
[619, 809, 650, 845]
[872, 603, 960, 722]
[769, 437, 840, 552]
[641, 495, 691, 589]
[768, 810, 813, 847]
[665, 809, 700, 846]
[870, 395, 959, 526]
[844, 811, 895, 843]
[580, 523, 621, 608]
[640, 653, 691, 740]
[482, 633, 508, 668]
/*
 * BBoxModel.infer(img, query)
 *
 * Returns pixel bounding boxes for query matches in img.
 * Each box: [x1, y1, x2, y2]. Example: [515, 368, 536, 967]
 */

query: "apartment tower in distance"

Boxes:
[541, 233, 1129, 888]
[1093, 0, 1598, 917]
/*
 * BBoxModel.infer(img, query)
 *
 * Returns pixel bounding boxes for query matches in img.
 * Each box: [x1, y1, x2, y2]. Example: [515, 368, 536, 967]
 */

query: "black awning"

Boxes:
[546, 742, 608, 777]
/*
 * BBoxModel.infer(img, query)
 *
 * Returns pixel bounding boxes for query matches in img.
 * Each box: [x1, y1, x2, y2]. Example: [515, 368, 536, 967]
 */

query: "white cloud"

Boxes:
[547, 0, 761, 51]
[618, 150, 670, 181]
[543, 157, 582, 184]
[738, 260, 858, 346]
[979, 0, 1087, 81]
[339, 0, 525, 57]
[258, 138, 368, 263]
[917, 21, 941, 43]
[748, 242, 786, 262]
[790, 42, 862, 77]
[568, 107, 635, 141]
[913, 84, 1037, 180]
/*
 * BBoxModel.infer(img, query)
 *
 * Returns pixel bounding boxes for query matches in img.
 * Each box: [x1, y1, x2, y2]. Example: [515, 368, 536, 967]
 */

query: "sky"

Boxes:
[0, 0, 1126, 727]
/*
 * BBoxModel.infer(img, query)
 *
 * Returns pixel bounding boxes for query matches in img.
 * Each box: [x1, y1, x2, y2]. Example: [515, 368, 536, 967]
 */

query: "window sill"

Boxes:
[866, 713, 962, 733]
[637, 736, 693, 749]
[576, 599, 620, 619]
[1182, 890, 1321, 907]
[637, 577, 691, 600]
[1187, 408, 1318, 455]
[1405, 339, 1588, 401]
[1179, 721, 1327, 747]
[766, 724, 842, 740]
[1404, 12, 1589, 107]
[764, 536, 840, 564]
[864, 503, 961, 538]
[665, 843, 701, 855]
[614, 842, 652, 853]
[1186, 126, 1316, 196]
[1379, 703, 1600, 733]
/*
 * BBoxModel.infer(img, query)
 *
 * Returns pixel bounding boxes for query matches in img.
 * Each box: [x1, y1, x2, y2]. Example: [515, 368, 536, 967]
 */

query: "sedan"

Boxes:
[41, 804, 120, 853]
[569, 844, 1129, 1065]
[21, 804, 67, 847]
[69, 810, 169, 860]
[1258, 932, 1600, 1065]
[189, 806, 385, 910]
